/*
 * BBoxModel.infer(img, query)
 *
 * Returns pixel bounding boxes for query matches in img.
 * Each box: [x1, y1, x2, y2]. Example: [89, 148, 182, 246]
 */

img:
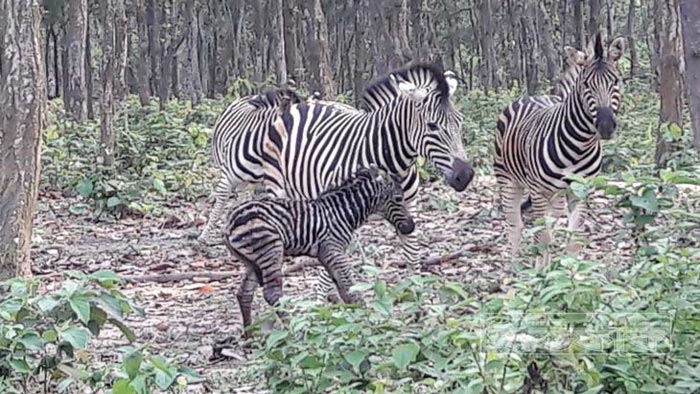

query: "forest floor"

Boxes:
[31, 175, 642, 393]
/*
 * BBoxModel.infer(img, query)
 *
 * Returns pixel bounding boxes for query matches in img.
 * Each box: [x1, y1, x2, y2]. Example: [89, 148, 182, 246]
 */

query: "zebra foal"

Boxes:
[224, 167, 415, 335]
[494, 33, 625, 266]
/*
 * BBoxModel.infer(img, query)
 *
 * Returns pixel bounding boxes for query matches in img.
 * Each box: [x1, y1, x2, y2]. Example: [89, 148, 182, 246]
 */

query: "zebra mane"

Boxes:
[320, 168, 381, 200]
[249, 88, 302, 109]
[360, 63, 451, 110]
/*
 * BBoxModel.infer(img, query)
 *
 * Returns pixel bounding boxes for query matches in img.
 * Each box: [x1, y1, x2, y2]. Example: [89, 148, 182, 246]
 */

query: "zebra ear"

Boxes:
[564, 46, 586, 66]
[391, 75, 429, 102]
[607, 36, 626, 65]
[444, 71, 458, 97]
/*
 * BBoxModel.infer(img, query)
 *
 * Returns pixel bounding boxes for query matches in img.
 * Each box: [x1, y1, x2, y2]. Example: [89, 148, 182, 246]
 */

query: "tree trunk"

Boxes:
[353, 0, 366, 105]
[99, 0, 115, 167]
[606, 0, 614, 37]
[574, 0, 584, 48]
[538, 0, 558, 85]
[64, 0, 88, 121]
[113, 0, 128, 102]
[52, 27, 59, 98]
[655, 0, 683, 167]
[479, 0, 495, 93]
[273, 0, 287, 85]
[135, 0, 150, 105]
[680, 0, 700, 149]
[85, 21, 94, 120]
[303, 0, 335, 96]
[185, 0, 202, 105]
[626, 0, 637, 77]
[589, 0, 601, 37]
[521, 3, 538, 94]
[0, 0, 46, 279]
[283, 0, 300, 81]
[146, 0, 161, 97]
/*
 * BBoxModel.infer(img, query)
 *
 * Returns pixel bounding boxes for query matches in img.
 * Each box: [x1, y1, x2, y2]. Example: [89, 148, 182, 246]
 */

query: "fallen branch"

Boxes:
[122, 271, 239, 284]
[420, 245, 493, 267]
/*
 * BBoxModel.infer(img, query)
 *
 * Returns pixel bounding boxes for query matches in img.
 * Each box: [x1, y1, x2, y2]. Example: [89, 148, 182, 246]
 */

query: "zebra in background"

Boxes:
[521, 44, 587, 213]
[263, 63, 473, 300]
[224, 167, 414, 335]
[494, 33, 625, 267]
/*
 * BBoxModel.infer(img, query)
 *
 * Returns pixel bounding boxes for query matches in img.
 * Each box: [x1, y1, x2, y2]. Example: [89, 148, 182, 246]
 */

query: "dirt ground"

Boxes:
[31, 175, 640, 393]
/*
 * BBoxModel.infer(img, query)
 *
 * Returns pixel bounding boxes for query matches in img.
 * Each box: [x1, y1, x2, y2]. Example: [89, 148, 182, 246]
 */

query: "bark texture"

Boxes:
[0, 0, 46, 279]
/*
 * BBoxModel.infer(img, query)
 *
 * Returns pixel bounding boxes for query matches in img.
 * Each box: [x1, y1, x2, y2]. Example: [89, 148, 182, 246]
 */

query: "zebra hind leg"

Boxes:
[313, 266, 341, 303]
[198, 176, 236, 246]
[259, 242, 287, 332]
[236, 266, 262, 338]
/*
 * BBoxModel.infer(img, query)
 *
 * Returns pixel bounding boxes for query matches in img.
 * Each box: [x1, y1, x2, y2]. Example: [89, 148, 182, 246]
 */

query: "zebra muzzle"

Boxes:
[595, 107, 617, 140]
[446, 158, 474, 192]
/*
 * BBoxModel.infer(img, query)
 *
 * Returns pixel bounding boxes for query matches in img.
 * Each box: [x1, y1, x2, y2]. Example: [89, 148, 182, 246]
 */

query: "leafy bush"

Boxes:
[0, 272, 202, 393]
[243, 170, 700, 394]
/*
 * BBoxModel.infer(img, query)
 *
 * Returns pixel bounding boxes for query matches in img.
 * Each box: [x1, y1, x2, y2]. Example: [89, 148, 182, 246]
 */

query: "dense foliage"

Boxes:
[32, 80, 700, 392]
[0, 272, 202, 393]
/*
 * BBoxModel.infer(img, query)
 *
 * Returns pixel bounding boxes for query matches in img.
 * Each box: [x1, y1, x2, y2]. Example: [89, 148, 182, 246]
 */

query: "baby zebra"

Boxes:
[224, 167, 415, 334]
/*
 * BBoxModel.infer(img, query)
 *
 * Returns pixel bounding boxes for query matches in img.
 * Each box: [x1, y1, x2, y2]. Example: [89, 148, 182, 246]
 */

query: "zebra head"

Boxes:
[389, 64, 474, 192]
[578, 33, 626, 140]
[368, 167, 415, 235]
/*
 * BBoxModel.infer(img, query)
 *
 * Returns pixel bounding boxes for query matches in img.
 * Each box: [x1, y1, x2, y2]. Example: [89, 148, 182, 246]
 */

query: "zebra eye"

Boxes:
[427, 122, 439, 131]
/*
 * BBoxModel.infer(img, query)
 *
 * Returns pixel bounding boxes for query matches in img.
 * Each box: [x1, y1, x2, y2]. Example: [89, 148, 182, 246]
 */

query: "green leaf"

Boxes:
[344, 350, 367, 372]
[69, 295, 91, 324]
[124, 350, 142, 379]
[9, 359, 32, 373]
[60, 327, 89, 349]
[106, 196, 122, 208]
[155, 368, 176, 389]
[108, 318, 136, 343]
[580, 385, 604, 394]
[153, 178, 167, 194]
[629, 188, 659, 212]
[36, 297, 60, 313]
[392, 342, 420, 370]
[57, 378, 74, 392]
[18, 332, 44, 350]
[112, 379, 136, 394]
[76, 179, 94, 197]
[299, 355, 324, 370]
[668, 122, 683, 139]
[42, 330, 58, 342]
[265, 330, 288, 349]
[89, 270, 121, 286]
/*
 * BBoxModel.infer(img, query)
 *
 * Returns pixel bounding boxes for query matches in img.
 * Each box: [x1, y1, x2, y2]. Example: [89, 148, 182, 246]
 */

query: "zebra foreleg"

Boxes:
[199, 176, 236, 246]
[566, 196, 586, 254]
[320, 246, 361, 305]
[499, 178, 525, 257]
[531, 194, 554, 269]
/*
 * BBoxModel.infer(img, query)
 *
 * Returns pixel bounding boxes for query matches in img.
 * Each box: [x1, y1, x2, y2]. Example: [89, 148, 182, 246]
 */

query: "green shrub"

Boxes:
[0, 272, 202, 393]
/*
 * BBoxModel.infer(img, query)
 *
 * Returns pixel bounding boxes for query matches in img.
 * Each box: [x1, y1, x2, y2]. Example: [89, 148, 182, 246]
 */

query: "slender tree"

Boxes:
[655, 0, 683, 167]
[63, 0, 88, 121]
[680, 0, 700, 149]
[0, 0, 46, 279]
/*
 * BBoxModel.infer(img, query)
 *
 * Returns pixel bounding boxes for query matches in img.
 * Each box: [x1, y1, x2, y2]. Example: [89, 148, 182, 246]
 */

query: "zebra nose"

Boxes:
[449, 158, 474, 192]
[398, 220, 415, 235]
[595, 106, 617, 140]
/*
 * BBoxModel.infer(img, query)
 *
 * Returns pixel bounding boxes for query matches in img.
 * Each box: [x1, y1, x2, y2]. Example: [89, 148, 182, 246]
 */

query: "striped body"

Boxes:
[225, 168, 413, 333]
[494, 34, 625, 265]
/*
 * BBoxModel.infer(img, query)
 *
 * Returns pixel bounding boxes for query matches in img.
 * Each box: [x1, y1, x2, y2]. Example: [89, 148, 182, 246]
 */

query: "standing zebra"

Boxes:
[198, 88, 303, 245]
[262, 63, 473, 300]
[494, 33, 625, 266]
[198, 84, 423, 246]
[224, 167, 414, 335]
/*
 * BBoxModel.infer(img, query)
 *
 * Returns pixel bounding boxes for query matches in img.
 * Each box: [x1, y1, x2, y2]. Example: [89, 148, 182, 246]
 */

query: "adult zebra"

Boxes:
[263, 63, 474, 299]
[198, 65, 460, 249]
[494, 33, 625, 266]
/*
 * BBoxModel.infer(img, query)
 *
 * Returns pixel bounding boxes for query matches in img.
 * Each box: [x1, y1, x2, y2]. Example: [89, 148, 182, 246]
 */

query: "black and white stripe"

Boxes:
[224, 167, 414, 334]
[494, 33, 625, 266]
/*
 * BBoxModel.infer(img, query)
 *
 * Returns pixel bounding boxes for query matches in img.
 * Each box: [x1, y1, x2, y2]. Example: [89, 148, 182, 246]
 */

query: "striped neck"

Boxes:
[362, 98, 420, 175]
[560, 90, 598, 151]
[318, 179, 382, 231]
